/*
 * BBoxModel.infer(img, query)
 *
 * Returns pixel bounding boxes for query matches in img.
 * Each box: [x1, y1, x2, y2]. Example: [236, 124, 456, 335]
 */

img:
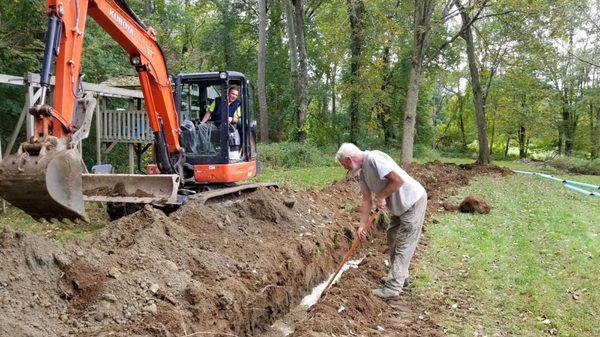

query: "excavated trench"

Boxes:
[0, 180, 361, 337]
[0, 162, 511, 337]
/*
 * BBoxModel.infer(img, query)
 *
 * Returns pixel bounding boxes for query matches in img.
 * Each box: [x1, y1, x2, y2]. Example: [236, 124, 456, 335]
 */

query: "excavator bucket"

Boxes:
[82, 174, 180, 204]
[0, 137, 87, 222]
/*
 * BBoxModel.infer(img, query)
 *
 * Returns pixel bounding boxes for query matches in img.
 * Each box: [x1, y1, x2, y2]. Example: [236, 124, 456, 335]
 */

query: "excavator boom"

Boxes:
[0, 0, 181, 221]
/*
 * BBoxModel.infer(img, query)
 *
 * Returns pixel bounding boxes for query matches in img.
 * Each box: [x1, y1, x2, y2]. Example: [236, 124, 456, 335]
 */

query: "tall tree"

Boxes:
[401, 0, 438, 164]
[292, 0, 309, 141]
[592, 102, 600, 159]
[346, 0, 365, 143]
[283, 0, 300, 105]
[454, 0, 490, 164]
[258, 0, 269, 143]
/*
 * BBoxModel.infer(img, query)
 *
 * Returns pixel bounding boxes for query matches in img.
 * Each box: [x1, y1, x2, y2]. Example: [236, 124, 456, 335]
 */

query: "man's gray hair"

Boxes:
[336, 143, 362, 161]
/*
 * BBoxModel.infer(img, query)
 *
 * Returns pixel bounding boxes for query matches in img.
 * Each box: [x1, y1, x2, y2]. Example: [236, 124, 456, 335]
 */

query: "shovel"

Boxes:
[322, 209, 379, 294]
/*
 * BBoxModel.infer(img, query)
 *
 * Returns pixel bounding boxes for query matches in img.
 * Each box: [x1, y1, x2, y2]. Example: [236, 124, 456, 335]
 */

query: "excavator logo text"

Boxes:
[109, 9, 134, 37]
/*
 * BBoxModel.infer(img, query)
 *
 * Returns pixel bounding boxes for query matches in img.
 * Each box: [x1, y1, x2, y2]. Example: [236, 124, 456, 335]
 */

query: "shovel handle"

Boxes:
[323, 209, 379, 292]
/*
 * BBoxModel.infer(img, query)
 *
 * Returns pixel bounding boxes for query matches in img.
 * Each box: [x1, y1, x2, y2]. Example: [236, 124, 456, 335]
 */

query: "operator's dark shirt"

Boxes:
[209, 98, 241, 125]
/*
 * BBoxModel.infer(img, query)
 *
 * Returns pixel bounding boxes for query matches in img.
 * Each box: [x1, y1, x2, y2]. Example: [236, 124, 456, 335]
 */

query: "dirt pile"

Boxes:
[0, 181, 360, 337]
[443, 195, 492, 214]
[0, 162, 509, 337]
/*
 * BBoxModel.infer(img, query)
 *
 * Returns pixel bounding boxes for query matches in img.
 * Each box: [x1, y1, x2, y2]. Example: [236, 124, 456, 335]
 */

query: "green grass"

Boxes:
[252, 166, 347, 189]
[413, 173, 600, 337]
[0, 202, 109, 242]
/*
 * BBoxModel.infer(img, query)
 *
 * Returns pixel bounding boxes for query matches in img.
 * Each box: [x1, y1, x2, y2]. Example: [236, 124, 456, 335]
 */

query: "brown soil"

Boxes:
[0, 162, 510, 337]
[443, 195, 492, 214]
[84, 182, 154, 197]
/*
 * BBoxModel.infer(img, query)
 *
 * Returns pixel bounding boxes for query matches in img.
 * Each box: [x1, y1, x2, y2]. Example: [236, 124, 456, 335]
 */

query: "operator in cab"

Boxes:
[200, 86, 241, 126]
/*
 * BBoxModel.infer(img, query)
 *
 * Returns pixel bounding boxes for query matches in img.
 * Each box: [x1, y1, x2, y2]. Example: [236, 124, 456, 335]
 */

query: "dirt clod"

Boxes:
[444, 195, 492, 214]
[283, 198, 296, 208]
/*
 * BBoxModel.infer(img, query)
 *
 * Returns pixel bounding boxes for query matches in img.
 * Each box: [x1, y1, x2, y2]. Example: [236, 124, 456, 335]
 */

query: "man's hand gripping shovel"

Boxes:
[321, 208, 380, 298]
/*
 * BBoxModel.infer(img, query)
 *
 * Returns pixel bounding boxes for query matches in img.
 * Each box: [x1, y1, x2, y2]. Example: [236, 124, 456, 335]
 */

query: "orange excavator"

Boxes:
[0, 0, 269, 222]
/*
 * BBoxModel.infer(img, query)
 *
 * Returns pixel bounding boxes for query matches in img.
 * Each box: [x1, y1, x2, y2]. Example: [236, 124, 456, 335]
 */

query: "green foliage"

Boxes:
[257, 142, 336, 169]
[546, 156, 600, 175]
[413, 144, 441, 162]
[1, 0, 598, 164]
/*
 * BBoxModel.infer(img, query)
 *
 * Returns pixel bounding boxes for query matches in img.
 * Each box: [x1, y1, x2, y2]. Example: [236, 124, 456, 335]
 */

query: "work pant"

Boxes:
[385, 195, 427, 292]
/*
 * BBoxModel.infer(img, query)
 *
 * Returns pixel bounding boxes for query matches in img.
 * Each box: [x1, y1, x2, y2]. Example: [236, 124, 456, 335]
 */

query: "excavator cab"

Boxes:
[174, 71, 258, 184]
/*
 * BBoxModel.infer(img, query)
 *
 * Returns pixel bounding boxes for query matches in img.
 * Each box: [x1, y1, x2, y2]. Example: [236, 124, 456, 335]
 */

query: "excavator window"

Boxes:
[177, 76, 245, 165]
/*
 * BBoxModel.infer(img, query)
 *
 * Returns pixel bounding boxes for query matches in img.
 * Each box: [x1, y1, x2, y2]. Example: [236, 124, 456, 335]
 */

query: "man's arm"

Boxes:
[357, 189, 373, 239]
[231, 105, 241, 124]
[374, 170, 404, 209]
[201, 101, 216, 123]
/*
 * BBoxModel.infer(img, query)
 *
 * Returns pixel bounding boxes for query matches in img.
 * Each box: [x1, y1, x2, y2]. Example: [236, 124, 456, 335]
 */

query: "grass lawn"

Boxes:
[0, 202, 109, 242]
[413, 172, 600, 337]
[251, 165, 347, 189]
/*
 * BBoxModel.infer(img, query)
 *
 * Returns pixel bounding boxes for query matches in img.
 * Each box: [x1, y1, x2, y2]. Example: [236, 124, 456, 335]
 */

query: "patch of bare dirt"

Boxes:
[0, 162, 510, 337]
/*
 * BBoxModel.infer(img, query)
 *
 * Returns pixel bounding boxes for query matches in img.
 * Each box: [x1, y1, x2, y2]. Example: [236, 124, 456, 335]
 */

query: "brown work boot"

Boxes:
[372, 287, 400, 300]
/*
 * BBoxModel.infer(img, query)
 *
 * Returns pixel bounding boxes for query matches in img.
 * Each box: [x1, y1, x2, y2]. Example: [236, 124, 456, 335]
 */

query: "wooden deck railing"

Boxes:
[100, 110, 153, 143]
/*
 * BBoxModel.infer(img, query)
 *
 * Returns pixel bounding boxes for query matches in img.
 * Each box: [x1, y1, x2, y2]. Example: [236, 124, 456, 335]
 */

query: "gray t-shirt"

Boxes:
[359, 150, 426, 215]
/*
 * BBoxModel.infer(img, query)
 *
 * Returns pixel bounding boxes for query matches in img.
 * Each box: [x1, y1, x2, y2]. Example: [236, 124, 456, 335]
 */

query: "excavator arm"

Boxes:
[0, 0, 182, 222]
[41, 0, 180, 153]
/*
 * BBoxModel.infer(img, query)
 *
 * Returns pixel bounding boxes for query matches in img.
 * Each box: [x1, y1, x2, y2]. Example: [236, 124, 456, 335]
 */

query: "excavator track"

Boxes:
[186, 182, 278, 204]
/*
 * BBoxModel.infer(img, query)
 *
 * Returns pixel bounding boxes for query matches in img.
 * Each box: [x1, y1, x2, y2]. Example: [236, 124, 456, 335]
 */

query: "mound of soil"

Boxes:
[443, 195, 492, 214]
[0, 162, 509, 337]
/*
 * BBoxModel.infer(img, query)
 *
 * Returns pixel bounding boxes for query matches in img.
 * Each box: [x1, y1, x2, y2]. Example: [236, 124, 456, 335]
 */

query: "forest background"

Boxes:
[1, 0, 599, 168]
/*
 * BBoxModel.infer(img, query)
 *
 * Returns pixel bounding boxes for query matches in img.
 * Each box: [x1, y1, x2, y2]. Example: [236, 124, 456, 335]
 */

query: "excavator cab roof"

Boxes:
[176, 71, 247, 81]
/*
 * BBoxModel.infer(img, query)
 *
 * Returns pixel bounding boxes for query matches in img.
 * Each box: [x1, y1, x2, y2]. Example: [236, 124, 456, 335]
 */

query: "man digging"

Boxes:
[336, 143, 427, 300]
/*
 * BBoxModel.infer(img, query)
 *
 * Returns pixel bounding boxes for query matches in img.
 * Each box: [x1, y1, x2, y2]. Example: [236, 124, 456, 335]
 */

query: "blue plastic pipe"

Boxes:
[564, 184, 600, 198]
[513, 170, 600, 198]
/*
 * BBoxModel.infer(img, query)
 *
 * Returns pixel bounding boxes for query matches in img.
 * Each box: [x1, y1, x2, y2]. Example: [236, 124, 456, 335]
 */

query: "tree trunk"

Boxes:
[284, 0, 300, 104]
[489, 98, 496, 155]
[401, 0, 437, 165]
[331, 63, 340, 147]
[221, 3, 234, 69]
[144, 0, 153, 16]
[592, 104, 599, 159]
[346, 0, 365, 143]
[458, 96, 467, 150]
[257, 0, 268, 143]
[293, 0, 309, 141]
[459, 113, 467, 150]
[377, 46, 393, 145]
[562, 104, 573, 155]
[518, 125, 526, 159]
[433, 80, 443, 128]
[455, 0, 490, 164]
[518, 95, 526, 159]
[557, 128, 563, 155]
[504, 135, 510, 158]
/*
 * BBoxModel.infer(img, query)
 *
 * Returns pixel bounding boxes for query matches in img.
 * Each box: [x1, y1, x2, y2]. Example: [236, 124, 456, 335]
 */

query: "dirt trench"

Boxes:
[0, 162, 510, 337]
